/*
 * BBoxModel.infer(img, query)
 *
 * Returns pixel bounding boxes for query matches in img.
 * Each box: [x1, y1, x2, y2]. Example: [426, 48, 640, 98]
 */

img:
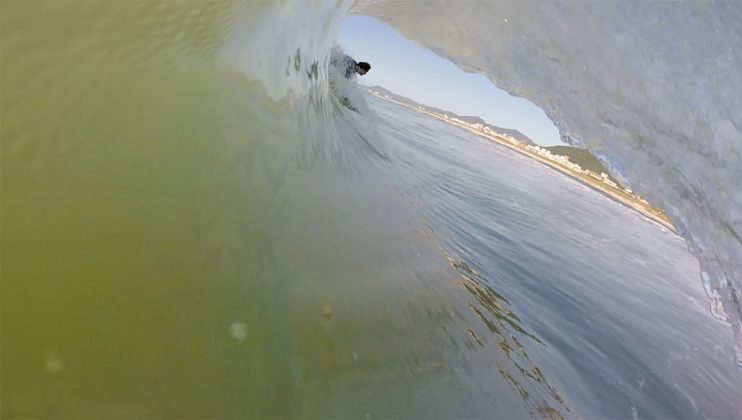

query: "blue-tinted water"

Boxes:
[368, 96, 741, 418]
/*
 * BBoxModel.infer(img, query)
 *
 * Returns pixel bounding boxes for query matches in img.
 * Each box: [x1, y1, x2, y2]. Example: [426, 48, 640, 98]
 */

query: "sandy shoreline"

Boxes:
[370, 93, 677, 234]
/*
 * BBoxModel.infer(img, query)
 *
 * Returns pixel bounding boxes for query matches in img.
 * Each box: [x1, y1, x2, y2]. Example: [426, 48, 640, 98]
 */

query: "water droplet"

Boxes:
[44, 349, 63, 374]
[321, 304, 332, 321]
[229, 322, 248, 343]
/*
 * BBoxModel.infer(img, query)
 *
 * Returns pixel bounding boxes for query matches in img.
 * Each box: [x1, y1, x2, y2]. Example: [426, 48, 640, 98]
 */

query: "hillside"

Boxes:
[455, 115, 535, 145]
[545, 146, 614, 179]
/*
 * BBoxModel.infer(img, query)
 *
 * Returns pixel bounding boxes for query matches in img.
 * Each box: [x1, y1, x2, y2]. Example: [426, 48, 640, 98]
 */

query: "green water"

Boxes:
[2, 2, 576, 418]
[1, 1, 299, 416]
[1, 2, 475, 417]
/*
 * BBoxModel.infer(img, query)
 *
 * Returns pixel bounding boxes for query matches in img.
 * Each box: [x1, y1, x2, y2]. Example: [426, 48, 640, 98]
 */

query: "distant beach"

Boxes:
[369, 92, 676, 233]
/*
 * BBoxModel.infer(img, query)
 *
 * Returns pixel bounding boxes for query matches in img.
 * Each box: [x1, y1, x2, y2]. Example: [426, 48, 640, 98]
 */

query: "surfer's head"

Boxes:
[356, 62, 371, 76]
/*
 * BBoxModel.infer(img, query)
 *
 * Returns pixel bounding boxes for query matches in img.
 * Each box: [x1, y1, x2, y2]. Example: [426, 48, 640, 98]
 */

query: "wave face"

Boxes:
[2, 0, 741, 418]
[355, 0, 742, 363]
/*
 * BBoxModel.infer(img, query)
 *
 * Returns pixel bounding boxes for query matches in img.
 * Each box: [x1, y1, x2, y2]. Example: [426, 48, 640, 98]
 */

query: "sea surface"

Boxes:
[2, 2, 741, 418]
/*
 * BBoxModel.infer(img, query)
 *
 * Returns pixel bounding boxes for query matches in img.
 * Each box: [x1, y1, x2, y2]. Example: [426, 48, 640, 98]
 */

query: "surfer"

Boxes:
[328, 49, 370, 113]
[330, 50, 371, 79]
[348, 60, 371, 79]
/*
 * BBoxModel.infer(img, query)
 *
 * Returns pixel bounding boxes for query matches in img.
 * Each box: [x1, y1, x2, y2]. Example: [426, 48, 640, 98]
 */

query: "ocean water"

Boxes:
[355, 1, 742, 349]
[1, 1, 740, 418]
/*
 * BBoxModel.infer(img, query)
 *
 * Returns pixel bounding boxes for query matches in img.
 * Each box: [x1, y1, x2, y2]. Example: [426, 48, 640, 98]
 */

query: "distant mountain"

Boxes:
[455, 115, 535, 146]
[424, 105, 459, 118]
[365, 85, 535, 145]
[545, 145, 618, 182]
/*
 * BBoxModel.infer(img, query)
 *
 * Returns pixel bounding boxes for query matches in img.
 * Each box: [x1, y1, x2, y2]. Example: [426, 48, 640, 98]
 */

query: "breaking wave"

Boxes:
[3, 0, 741, 417]
[353, 0, 742, 365]
[223, 0, 742, 364]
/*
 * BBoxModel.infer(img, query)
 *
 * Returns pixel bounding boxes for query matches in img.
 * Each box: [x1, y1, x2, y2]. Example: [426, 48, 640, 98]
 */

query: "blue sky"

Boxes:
[337, 15, 562, 146]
